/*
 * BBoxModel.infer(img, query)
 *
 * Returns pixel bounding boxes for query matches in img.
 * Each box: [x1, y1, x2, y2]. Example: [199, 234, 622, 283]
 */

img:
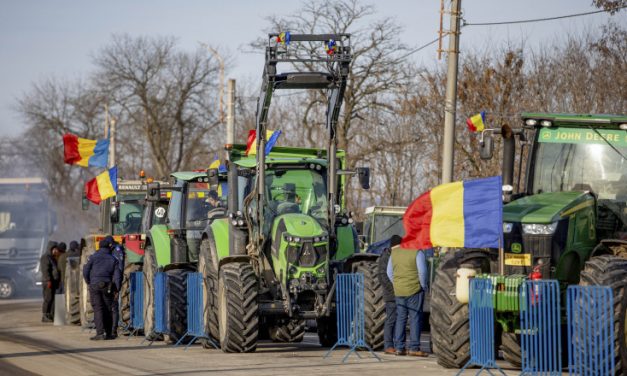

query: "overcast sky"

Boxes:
[1, 0, 624, 137]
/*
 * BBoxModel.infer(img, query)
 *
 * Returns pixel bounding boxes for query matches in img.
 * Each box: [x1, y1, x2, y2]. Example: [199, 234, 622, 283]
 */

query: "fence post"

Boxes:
[457, 278, 505, 375]
[519, 280, 562, 376]
[567, 286, 616, 376]
[324, 273, 381, 363]
[127, 271, 144, 337]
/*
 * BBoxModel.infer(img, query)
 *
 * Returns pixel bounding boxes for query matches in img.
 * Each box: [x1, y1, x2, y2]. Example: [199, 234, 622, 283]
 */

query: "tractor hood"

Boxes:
[503, 191, 594, 224]
[272, 213, 326, 239]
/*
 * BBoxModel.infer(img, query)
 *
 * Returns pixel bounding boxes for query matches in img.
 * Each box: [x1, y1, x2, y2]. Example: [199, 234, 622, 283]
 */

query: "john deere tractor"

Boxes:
[430, 113, 627, 370]
[198, 33, 382, 353]
[142, 172, 228, 342]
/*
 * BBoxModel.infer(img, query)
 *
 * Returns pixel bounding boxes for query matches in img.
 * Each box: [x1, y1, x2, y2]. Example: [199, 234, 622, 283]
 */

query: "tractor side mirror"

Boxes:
[207, 168, 219, 188]
[110, 201, 120, 223]
[146, 182, 161, 202]
[82, 193, 89, 210]
[356, 167, 370, 190]
[479, 132, 494, 160]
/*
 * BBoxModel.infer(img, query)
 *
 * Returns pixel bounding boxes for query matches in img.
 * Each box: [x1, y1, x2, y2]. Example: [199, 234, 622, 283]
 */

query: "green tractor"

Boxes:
[430, 113, 627, 370]
[359, 206, 406, 252]
[142, 171, 227, 342]
[198, 33, 383, 353]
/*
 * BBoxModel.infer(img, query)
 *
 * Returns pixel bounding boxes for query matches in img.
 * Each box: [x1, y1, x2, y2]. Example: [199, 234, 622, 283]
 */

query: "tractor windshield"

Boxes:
[372, 214, 406, 244]
[112, 194, 144, 235]
[265, 168, 328, 226]
[185, 182, 227, 228]
[531, 127, 627, 201]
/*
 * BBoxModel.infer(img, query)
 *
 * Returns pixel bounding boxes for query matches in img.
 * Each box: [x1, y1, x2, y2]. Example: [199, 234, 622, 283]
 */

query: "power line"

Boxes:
[463, 6, 626, 27]
[398, 37, 441, 59]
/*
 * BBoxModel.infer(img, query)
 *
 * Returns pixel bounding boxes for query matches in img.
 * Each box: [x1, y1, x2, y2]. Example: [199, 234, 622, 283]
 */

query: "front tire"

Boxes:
[218, 262, 258, 353]
[316, 315, 338, 347]
[143, 245, 159, 340]
[165, 268, 191, 344]
[198, 237, 219, 344]
[352, 260, 385, 350]
[501, 332, 522, 368]
[268, 319, 305, 343]
[578, 254, 627, 375]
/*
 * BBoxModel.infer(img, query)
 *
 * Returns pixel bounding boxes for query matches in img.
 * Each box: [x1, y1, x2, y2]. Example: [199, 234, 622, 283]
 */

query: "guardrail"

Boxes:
[174, 272, 218, 350]
[127, 271, 144, 337]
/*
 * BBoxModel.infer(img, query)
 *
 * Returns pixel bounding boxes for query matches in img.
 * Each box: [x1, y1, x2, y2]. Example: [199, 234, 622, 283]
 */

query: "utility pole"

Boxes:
[226, 79, 236, 149]
[199, 42, 225, 123]
[441, 0, 462, 184]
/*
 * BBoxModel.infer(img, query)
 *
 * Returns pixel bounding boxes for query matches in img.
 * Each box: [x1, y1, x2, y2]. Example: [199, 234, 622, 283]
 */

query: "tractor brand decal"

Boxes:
[539, 128, 627, 147]
[154, 207, 166, 218]
[118, 184, 143, 191]
[510, 242, 522, 254]
[504, 253, 531, 266]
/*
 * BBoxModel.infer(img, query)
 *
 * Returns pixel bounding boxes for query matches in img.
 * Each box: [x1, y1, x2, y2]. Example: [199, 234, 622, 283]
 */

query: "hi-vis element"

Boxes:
[63, 133, 109, 168]
[245, 129, 282, 156]
[85, 167, 118, 204]
[466, 112, 486, 133]
[401, 176, 503, 250]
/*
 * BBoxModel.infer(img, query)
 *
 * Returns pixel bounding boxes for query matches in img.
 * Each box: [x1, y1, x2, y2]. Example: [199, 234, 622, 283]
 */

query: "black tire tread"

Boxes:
[354, 261, 385, 350]
[219, 262, 258, 353]
[269, 319, 305, 343]
[166, 268, 190, 344]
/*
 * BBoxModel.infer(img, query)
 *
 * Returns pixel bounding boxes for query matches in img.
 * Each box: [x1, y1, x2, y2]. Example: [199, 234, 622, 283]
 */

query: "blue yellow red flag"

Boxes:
[466, 112, 486, 132]
[245, 130, 282, 156]
[85, 167, 118, 205]
[63, 133, 109, 167]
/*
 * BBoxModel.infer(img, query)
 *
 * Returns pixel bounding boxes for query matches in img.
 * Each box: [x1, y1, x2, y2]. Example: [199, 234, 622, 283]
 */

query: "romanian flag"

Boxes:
[209, 155, 227, 173]
[245, 129, 282, 156]
[401, 176, 503, 250]
[85, 167, 118, 205]
[466, 112, 486, 132]
[63, 133, 109, 168]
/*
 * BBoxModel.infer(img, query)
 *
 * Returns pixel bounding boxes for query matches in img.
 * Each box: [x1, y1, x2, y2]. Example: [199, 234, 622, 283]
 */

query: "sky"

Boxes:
[0, 0, 624, 137]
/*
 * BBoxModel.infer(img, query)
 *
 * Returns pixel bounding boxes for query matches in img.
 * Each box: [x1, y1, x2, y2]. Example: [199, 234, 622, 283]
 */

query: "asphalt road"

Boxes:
[0, 298, 519, 376]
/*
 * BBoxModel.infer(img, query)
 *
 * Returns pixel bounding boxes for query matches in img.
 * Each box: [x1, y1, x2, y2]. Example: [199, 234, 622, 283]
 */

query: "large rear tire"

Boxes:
[165, 268, 190, 344]
[578, 254, 627, 375]
[143, 245, 159, 340]
[352, 260, 385, 350]
[218, 262, 258, 353]
[120, 262, 142, 329]
[64, 256, 81, 325]
[198, 237, 219, 345]
[501, 332, 522, 368]
[430, 249, 491, 368]
[268, 319, 305, 343]
[79, 243, 95, 328]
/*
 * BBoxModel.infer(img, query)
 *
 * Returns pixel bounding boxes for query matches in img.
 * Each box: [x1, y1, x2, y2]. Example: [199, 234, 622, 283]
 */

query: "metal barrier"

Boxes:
[324, 273, 380, 363]
[174, 273, 218, 350]
[457, 278, 505, 375]
[142, 272, 168, 345]
[127, 271, 144, 337]
[567, 286, 616, 376]
[519, 280, 562, 375]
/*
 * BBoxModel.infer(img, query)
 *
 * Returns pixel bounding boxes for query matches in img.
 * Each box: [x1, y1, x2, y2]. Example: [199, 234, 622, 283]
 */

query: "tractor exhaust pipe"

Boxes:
[501, 124, 516, 202]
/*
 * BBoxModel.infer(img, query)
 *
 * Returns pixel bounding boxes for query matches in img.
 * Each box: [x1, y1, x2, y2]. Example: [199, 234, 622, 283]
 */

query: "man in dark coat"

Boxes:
[379, 235, 401, 354]
[67, 241, 80, 258]
[40, 241, 60, 322]
[110, 236, 125, 338]
[56, 242, 68, 293]
[83, 237, 122, 340]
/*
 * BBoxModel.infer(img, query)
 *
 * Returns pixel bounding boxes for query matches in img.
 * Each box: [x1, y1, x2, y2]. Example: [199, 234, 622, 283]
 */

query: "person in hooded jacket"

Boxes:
[40, 241, 60, 322]
[83, 237, 122, 340]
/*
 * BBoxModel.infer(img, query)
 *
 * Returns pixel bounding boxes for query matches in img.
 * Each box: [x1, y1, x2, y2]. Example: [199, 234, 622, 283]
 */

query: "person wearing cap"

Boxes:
[83, 237, 122, 340]
[40, 241, 60, 322]
[56, 242, 68, 293]
[387, 241, 430, 357]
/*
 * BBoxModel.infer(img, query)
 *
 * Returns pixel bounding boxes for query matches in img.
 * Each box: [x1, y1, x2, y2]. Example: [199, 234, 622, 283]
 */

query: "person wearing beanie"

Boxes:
[67, 241, 80, 258]
[40, 241, 60, 322]
[82, 237, 122, 340]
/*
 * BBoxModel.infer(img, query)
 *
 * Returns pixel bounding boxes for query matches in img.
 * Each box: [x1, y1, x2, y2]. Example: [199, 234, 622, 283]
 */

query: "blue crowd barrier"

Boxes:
[174, 272, 218, 350]
[457, 278, 505, 375]
[127, 271, 144, 337]
[519, 280, 562, 376]
[154, 272, 168, 335]
[324, 273, 380, 363]
[567, 286, 616, 376]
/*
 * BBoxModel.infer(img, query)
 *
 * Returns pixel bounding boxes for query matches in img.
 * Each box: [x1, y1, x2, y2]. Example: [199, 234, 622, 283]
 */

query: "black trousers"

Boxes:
[111, 292, 119, 333]
[90, 284, 114, 336]
[42, 284, 56, 318]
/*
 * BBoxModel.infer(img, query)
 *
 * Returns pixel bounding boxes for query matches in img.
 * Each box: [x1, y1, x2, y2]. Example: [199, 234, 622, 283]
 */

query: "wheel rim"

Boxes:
[0, 281, 12, 298]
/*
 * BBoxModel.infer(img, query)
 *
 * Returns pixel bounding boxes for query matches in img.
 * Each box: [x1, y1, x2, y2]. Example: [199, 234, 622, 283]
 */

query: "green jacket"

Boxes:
[389, 247, 421, 297]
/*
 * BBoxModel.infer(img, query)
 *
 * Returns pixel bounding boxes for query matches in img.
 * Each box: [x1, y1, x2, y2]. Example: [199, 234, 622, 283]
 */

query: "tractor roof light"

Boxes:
[540, 120, 553, 127]
[525, 119, 538, 126]
[619, 123, 627, 130]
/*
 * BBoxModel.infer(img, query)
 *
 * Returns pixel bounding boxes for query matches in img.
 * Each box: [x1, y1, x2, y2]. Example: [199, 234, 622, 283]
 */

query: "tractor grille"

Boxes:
[286, 242, 326, 267]
[0, 248, 40, 269]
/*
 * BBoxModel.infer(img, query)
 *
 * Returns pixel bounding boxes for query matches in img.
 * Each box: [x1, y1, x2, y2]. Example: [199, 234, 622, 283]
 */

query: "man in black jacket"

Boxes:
[83, 238, 122, 340]
[40, 241, 60, 322]
[379, 235, 402, 354]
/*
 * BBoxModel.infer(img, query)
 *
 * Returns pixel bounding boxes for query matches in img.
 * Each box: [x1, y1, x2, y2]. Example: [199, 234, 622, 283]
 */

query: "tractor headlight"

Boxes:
[522, 222, 558, 235]
[237, 219, 245, 226]
[503, 222, 513, 234]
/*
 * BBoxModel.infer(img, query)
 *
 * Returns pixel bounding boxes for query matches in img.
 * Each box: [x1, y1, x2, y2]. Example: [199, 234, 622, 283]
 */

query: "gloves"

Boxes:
[46, 281, 52, 289]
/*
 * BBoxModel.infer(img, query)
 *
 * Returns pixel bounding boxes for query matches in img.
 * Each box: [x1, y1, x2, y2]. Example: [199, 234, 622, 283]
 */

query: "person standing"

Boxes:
[56, 242, 68, 293]
[83, 238, 122, 340]
[67, 241, 81, 258]
[40, 241, 60, 322]
[387, 243, 429, 357]
[379, 235, 401, 354]
[110, 237, 125, 338]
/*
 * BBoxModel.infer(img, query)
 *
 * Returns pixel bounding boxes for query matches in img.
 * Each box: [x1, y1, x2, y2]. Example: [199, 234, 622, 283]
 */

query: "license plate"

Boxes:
[504, 253, 532, 266]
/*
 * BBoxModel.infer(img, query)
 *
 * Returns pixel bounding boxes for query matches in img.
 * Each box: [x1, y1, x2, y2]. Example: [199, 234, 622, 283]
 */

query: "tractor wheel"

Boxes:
[501, 332, 522, 368]
[352, 260, 385, 350]
[79, 244, 95, 328]
[430, 249, 491, 368]
[64, 257, 81, 325]
[143, 245, 159, 340]
[578, 254, 627, 374]
[165, 268, 190, 344]
[269, 319, 305, 343]
[198, 237, 219, 345]
[316, 315, 338, 347]
[0, 278, 15, 299]
[218, 262, 258, 353]
[120, 262, 142, 329]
